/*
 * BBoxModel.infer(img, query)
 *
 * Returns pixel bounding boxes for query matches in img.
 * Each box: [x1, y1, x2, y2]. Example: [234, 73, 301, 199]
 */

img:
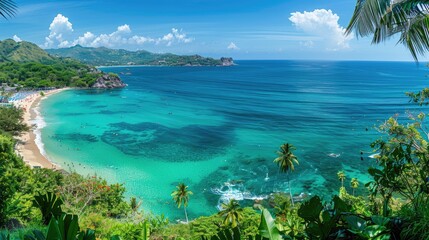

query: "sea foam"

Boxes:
[212, 182, 267, 210]
[31, 104, 48, 159]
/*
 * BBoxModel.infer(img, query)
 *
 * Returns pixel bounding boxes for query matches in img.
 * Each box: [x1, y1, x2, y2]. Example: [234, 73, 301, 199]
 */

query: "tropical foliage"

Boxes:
[347, 0, 429, 60]
[0, 106, 28, 136]
[0, 61, 102, 88]
[351, 178, 359, 196]
[0, 0, 16, 19]
[218, 199, 243, 228]
[337, 170, 346, 188]
[171, 183, 193, 223]
[274, 143, 299, 206]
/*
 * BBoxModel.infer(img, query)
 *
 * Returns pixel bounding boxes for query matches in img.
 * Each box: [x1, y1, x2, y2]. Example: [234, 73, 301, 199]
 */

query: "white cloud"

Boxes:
[87, 24, 133, 48]
[289, 9, 352, 51]
[43, 14, 193, 49]
[128, 35, 154, 45]
[73, 32, 96, 46]
[44, 14, 74, 48]
[172, 28, 193, 43]
[162, 33, 174, 42]
[117, 24, 131, 33]
[12, 35, 22, 42]
[157, 28, 193, 46]
[227, 42, 239, 50]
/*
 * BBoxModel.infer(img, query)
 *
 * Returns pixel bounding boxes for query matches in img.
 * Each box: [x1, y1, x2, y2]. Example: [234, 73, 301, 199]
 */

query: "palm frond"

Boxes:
[346, 0, 392, 37]
[171, 183, 192, 208]
[398, 14, 429, 60]
[399, 0, 429, 11]
[0, 0, 16, 19]
[372, 2, 410, 43]
[348, 0, 429, 60]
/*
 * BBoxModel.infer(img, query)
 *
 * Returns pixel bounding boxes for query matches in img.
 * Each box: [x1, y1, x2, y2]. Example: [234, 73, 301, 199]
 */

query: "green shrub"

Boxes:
[399, 203, 429, 239]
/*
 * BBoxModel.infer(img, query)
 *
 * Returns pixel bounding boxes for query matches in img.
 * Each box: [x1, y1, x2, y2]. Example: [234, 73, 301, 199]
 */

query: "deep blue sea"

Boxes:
[40, 60, 429, 220]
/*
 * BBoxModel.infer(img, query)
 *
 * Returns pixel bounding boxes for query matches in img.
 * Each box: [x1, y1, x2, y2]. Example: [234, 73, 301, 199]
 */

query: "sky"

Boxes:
[0, 0, 425, 61]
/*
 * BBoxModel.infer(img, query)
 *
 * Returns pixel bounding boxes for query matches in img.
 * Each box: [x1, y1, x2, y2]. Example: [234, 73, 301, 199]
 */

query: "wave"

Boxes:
[368, 153, 380, 159]
[327, 153, 341, 158]
[211, 182, 268, 210]
[30, 105, 49, 159]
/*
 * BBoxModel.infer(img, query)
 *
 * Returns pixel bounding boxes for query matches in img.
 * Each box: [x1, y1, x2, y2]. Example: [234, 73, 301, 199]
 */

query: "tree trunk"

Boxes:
[288, 172, 294, 206]
[184, 206, 189, 223]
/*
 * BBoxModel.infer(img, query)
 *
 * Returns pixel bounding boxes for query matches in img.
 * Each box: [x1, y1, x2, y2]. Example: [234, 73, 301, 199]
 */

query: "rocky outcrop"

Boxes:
[220, 57, 234, 66]
[91, 74, 126, 89]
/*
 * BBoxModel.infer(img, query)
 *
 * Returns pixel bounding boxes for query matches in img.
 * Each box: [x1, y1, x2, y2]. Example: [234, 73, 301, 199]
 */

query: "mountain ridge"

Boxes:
[46, 45, 234, 67]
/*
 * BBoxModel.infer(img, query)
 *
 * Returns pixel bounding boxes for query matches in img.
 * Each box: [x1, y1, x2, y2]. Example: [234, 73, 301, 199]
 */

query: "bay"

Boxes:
[40, 60, 428, 219]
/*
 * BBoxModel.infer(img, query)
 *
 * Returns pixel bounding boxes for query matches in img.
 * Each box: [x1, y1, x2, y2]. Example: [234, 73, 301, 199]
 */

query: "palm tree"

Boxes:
[171, 183, 193, 223]
[130, 197, 141, 213]
[351, 178, 359, 196]
[274, 143, 299, 206]
[337, 171, 346, 188]
[0, 0, 16, 19]
[218, 199, 243, 228]
[346, 0, 429, 60]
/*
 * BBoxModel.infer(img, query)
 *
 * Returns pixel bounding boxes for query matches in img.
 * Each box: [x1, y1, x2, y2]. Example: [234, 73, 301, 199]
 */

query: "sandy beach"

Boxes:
[13, 88, 69, 169]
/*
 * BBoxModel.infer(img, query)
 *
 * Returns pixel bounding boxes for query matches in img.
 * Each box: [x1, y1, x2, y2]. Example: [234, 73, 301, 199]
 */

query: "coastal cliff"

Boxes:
[91, 74, 126, 89]
[220, 57, 234, 66]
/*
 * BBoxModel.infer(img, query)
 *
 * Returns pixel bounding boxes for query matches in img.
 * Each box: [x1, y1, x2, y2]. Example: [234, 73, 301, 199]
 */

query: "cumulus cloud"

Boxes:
[227, 42, 239, 50]
[44, 14, 193, 49]
[117, 24, 131, 33]
[12, 35, 22, 42]
[82, 24, 135, 48]
[162, 33, 173, 42]
[158, 28, 193, 46]
[44, 14, 74, 48]
[73, 32, 96, 46]
[289, 9, 352, 50]
[128, 35, 155, 45]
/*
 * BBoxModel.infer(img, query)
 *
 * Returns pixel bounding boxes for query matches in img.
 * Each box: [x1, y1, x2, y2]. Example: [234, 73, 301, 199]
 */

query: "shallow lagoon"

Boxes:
[40, 60, 428, 219]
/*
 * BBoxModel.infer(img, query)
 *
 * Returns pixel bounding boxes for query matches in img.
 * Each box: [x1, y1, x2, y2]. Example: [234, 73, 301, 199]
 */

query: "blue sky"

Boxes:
[0, 0, 423, 61]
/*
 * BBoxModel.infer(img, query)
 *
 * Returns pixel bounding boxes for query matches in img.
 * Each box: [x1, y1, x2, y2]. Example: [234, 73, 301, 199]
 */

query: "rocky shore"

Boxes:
[220, 57, 234, 66]
[91, 74, 127, 89]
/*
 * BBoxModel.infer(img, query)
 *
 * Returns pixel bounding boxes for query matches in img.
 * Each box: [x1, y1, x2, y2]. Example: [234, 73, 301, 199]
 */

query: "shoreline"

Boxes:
[96, 63, 235, 68]
[13, 88, 69, 169]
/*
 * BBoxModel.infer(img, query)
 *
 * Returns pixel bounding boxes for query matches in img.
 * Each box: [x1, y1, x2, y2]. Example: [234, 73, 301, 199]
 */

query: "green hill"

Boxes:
[0, 39, 123, 88]
[0, 39, 56, 64]
[46, 45, 234, 66]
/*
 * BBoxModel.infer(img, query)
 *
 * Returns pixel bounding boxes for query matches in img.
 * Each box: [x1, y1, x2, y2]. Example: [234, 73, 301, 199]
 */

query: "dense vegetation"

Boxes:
[0, 61, 102, 88]
[0, 39, 104, 88]
[47, 45, 232, 66]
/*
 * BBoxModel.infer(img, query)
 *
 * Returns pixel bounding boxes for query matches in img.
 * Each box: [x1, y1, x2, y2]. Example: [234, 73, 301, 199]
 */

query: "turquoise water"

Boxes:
[40, 60, 428, 220]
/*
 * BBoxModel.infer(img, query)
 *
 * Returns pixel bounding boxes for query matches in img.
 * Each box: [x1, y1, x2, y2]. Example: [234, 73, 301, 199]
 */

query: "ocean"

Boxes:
[39, 60, 428, 220]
